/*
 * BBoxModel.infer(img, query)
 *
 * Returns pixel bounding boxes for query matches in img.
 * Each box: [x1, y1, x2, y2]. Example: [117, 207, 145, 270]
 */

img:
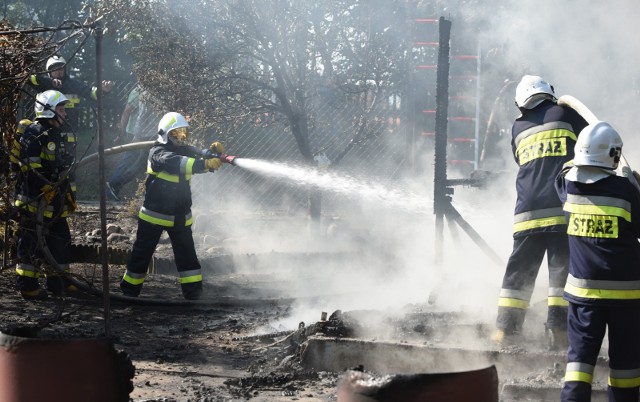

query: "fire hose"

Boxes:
[557, 94, 640, 192]
[76, 141, 237, 168]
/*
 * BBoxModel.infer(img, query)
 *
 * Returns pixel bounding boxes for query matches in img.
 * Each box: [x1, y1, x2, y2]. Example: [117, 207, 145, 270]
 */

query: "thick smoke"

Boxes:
[467, 0, 640, 152]
[190, 1, 640, 340]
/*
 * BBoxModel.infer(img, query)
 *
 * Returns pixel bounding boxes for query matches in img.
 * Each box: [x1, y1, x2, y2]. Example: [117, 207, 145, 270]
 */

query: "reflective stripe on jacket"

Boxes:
[15, 122, 76, 218]
[511, 101, 588, 238]
[555, 172, 640, 306]
[138, 143, 208, 228]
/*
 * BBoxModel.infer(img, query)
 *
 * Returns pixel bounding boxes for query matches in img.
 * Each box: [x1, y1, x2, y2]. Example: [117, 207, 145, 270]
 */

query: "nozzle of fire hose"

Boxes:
[202, 149, 237, 165]
[220, 154, 237, 165]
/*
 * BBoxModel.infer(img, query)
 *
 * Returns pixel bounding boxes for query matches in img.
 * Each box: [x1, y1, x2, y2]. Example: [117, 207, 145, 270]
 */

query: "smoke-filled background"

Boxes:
[186, 1, 640, 332]
[472, 0, 640, 146]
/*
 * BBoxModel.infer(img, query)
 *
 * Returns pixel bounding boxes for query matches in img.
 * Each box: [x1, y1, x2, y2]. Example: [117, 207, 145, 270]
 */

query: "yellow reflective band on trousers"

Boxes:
[609, 368, 640, 388]
[565, 275, 640, 300]
[122, 271, 145, 285]
[565, 370, 593, 384]
[16, 263, 39, 278]
[565, 362, 594, 384]
[179, 269, 202, 284]
[498, 297, 528, 309]
[548, 296, 568, 306]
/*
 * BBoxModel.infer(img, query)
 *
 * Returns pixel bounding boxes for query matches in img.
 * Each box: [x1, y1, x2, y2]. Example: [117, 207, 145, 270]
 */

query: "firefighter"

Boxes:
[27, 55, 113, 131]
[15, 90, 78, 300]
[493, 75, 588, 348]
[120, 112, 224, 300]
[556, 121, 640, 402]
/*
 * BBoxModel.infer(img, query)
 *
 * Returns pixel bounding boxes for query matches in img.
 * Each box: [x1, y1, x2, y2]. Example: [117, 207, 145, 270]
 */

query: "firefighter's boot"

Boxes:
[120, 280, 141, 298]
[181, 282, 202, 300]
[47, 276, 78, 297]
[491, 328, 520, 346]
[20, 288, 49, 301]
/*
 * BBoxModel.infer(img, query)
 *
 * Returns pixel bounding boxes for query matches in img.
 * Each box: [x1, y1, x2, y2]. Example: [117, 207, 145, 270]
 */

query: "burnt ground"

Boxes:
[0, 202, 344, 402]
[0, 201, 588, 402]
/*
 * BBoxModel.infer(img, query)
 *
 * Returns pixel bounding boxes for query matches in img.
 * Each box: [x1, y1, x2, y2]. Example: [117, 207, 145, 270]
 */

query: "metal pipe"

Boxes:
[433, 17, 452, 269]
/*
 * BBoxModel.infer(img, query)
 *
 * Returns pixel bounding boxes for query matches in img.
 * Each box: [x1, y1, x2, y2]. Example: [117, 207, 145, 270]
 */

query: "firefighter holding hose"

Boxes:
[120, 112, 225, 300]
[556, 122, 640, 402]
[14, 90, 78, 300]
[493, 75, 588, 348]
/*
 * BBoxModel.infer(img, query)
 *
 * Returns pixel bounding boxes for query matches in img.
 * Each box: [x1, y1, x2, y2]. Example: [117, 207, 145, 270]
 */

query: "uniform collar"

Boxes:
[565, 166, 616, 184]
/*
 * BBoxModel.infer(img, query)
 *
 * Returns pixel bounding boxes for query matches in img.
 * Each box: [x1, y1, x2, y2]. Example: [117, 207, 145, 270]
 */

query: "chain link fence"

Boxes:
[191, 88, 414, 217]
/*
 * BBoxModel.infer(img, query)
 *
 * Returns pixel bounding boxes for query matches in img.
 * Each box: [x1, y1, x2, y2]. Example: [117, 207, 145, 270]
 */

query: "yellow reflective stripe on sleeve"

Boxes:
[30, 74, 38, 85]
[91, 87, 98, 100]
[184, 157, 194, 180]
[498, 297, 528, 309]
[513, 216, 566, 233]
[548, 296, 569, 306]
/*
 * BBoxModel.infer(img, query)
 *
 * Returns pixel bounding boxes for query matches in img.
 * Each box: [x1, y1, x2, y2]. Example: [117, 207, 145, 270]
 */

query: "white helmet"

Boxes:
[157, 112, 189, 144]
[34, 90, 69, 119]
[46, 55, 66, 72]
[574, 121, 623, 169]
[515, 75, 556, 109]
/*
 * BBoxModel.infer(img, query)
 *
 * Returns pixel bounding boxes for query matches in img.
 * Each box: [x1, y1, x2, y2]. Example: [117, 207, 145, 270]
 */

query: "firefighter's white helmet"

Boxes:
[574, 121, 623, 169]
[157, 112, 189, 145]
[34, 90, 69, 119]
[515, 75, 556, 109]
[46, 55, 66, 71]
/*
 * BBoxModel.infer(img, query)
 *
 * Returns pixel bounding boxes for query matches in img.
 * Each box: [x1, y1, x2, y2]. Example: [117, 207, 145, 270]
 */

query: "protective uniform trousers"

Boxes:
[496, 232, 569, 334]
[561, 304, 640, 402]
[15, 212, 72, 293]
[121, 219, 202, 299]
